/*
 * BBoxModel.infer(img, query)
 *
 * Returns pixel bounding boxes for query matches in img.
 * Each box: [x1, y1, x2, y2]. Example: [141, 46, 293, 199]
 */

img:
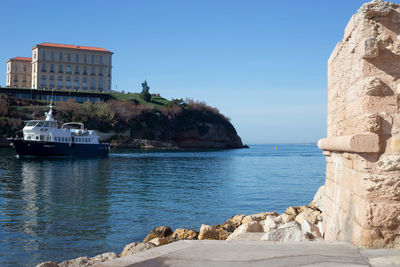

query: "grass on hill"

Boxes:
[110, 92, 171, 109]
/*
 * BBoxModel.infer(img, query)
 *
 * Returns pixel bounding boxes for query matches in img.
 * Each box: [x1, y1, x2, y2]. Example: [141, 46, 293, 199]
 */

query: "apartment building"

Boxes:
[6, 57, 32, 88]
[31, 43, 113, 91]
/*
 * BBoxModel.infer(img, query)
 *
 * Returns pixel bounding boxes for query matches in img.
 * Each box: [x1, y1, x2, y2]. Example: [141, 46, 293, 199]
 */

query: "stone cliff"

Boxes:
[318, 0, 400, 248]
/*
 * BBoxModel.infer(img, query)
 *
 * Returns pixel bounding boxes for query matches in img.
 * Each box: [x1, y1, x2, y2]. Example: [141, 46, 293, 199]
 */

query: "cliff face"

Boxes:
[318, 0, 400, 248]
[125, 108, 244, 149]
[172, 122, 243, 148]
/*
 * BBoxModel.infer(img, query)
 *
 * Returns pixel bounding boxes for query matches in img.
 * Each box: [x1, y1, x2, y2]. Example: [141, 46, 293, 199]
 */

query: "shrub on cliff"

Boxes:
[0, 94, 8, 116]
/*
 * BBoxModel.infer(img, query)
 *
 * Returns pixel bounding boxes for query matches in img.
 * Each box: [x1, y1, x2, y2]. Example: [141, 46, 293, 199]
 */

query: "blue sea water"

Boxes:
[0, 144, 325, 266]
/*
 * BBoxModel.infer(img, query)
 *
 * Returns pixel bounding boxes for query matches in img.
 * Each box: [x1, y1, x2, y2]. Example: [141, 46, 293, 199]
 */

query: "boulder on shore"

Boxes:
[198, 224, 230, 240]
[120, 242, 156, 257]
[241, 212, 278, 224]
[143, 226, 173, 242]
[276, 213, 296, 224]
[301, 220, 322, 240]
[295, 208, 321, 225]
[227, 222, 264, 240]
[171, 228, 199, 240]
[261, 221, 308, 242]
[225, 214, 246, 228]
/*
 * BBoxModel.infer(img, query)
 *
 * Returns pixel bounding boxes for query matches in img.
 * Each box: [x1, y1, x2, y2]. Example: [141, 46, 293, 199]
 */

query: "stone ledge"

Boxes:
[318, 133, 380, 153]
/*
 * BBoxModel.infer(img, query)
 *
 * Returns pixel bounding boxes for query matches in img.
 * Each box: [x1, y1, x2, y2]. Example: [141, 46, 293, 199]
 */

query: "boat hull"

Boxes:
[8, 139, 109, 157]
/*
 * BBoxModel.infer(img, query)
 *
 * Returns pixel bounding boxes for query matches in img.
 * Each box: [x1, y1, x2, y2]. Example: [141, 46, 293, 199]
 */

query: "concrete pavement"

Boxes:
[97, 239, 400, 267]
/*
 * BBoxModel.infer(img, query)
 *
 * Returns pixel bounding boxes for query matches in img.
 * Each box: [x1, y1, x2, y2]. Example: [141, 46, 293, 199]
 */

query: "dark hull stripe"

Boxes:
[9, 139, 109, 157]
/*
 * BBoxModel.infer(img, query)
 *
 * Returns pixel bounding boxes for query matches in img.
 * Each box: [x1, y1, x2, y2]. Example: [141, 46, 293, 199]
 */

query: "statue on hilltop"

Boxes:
[140, 80, 151, 102]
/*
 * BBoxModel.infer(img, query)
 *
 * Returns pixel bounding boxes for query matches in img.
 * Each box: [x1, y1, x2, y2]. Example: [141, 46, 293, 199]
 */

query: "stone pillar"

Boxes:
[318, 0, 400, 248]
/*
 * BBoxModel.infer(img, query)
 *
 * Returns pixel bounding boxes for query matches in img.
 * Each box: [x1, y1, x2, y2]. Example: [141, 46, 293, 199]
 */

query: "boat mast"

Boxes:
[45, 100, 55, 121]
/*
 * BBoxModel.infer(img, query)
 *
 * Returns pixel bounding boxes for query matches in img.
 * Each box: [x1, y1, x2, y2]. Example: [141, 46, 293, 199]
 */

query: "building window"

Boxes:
[66, 77, 71, 88]
[41, 63, 46, 72]
[98, 79, 103, 90]
[83, 66, 87, 75]
[58, 64, 63, 73]
[75, 66, 79, 74]
[84, 54, 87, 63]
[58, 76, 63, 87]
[14, 65, 18, 72]
[50, 64, 54, 73]
[51, 51, 54, 60]
[67, 53, 71, 61]
[91, 66, 95, 75]
[33, 51, 36, 60]
[100, 56, 103, 64]
[108, 79, 111, 90]
[83, 77, 87, 89]
[42, 51, 46, 60]
[59, 52, 63, 61]
[23, 65, 27, 72]
[75, 54, 79, 62]
[41, 75, 46, 87]
[91, 55, 95, 64]
[74, 77, 79, 88]
[108, 69, 111, 77]
[90, 78, 95, 89]
[67, 65, 71, 74]
[23, 75, 27, 82]
[50, 75, 54, 87]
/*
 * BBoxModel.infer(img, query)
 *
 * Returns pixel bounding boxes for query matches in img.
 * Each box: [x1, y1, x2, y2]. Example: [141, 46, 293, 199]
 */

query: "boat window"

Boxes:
[37, 122, 45, 127]
[46, 136, 50, 141]
[52, 122, 57, 128]
[27, 135, 31, 140]
[43, 122, 50, 128]
[25, 121, 37, 127]
[61, 137, 64, 142]
[36, 136, 39, 140]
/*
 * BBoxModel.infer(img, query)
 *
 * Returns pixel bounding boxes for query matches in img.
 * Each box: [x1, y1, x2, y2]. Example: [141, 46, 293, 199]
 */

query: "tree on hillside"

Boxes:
[140, 80, 151, 102]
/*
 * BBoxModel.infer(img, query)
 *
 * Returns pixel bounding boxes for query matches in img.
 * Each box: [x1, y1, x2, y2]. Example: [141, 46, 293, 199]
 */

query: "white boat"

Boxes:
[8, 103, 109, 157]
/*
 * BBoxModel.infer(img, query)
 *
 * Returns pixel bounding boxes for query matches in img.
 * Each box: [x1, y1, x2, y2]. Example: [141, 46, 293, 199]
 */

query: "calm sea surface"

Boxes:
[0, 144, 325, 266]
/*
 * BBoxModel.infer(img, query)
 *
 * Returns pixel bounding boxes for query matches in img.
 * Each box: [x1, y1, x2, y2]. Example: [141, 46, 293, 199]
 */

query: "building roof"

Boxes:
[34, 42, 113, 53]
[10, 57, 32, 61]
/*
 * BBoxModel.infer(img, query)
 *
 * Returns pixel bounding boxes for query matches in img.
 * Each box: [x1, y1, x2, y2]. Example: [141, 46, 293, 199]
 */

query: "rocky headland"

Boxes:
[0, 94, 244, 149]
[37, 187, 325, 267]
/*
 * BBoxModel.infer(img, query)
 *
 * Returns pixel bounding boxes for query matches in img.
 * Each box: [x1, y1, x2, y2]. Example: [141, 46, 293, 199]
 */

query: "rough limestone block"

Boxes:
[362, 37, 380, 59]
[364, 77, 385, 96]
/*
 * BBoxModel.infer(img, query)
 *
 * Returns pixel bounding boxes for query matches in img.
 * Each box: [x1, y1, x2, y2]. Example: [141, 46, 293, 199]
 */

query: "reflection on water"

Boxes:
[0, 154, 112, 266]
[0, 145, 325, 266]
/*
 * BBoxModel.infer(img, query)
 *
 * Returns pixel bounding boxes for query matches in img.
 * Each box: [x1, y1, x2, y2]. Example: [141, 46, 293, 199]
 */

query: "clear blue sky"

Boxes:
[1, 0, 375, 144]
